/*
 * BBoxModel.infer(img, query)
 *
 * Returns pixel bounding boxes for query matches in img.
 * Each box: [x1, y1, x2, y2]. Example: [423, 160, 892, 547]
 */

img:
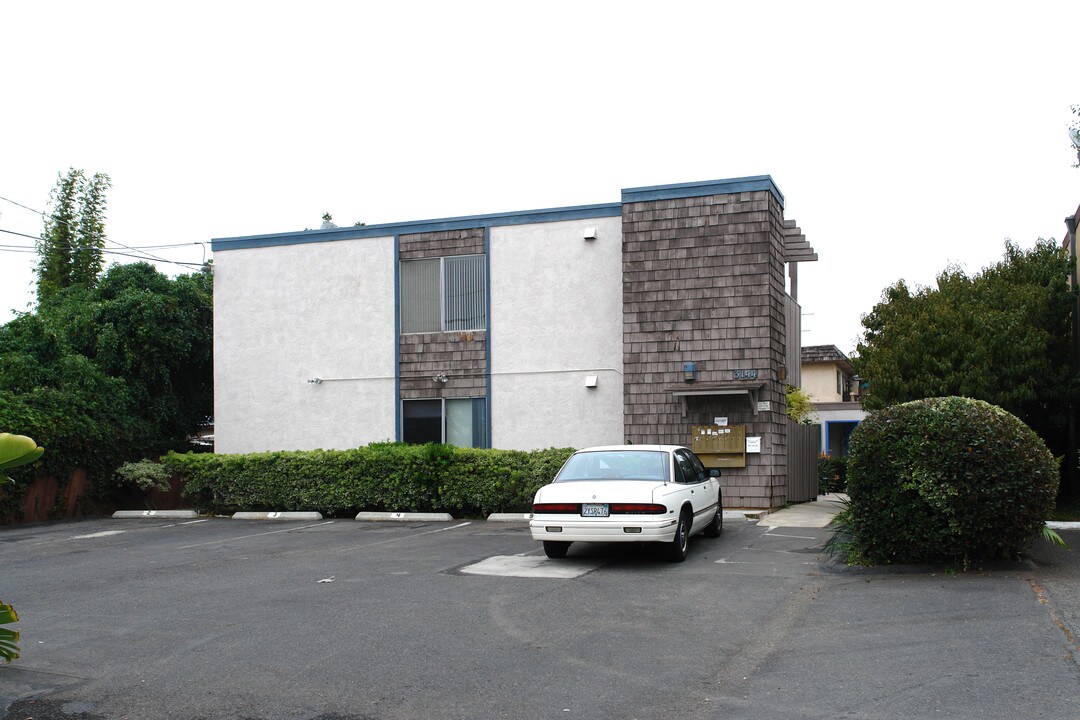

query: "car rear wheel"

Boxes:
[666, 511, 690, 562]
[703, 502, 723, 538]
[543, 541, 571, 559]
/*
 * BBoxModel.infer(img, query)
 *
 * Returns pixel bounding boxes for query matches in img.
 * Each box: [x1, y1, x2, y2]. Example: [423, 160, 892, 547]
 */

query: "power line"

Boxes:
[0, 235, 203, 268]
[0, 194, 46, 218]
[1, 227, 205, 253]
[0, 227, 38, 241]
[1, 193, 206, 266]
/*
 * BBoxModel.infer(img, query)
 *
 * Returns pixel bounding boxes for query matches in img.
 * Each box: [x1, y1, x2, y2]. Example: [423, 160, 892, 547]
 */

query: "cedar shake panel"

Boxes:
[397, 226, 488, 404]
[622, 189, 789, 508]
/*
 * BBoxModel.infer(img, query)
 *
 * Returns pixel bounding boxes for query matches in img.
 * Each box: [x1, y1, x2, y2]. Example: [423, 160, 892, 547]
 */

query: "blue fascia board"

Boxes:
[212, 202, 622, 252]
[621, 175, 785, 209]
[212, 175, 786, 252]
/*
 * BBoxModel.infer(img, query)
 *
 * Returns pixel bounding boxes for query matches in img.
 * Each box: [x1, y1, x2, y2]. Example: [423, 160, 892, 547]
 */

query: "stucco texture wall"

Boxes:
[803, 363, 842, 403]
[489, 217, 624, 450]
[213, 237, 396, 453]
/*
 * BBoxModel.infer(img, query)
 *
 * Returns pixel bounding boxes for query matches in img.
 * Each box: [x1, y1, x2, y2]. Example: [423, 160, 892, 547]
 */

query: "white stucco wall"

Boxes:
[214, 237, 396, 453]
[802, 363, 843, 403]
[489, 217, 624, 450]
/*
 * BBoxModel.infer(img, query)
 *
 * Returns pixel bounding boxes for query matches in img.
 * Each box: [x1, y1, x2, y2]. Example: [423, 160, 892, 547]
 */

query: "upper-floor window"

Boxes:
[399, 255, 486, 333]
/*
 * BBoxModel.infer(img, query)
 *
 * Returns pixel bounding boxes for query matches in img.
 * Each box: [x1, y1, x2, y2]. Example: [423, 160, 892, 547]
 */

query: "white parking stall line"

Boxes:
[180, 519, 210, 525]
[70, 530, 127, 540]
[333, 521, 474, 553]
[176, 521, 336, 550]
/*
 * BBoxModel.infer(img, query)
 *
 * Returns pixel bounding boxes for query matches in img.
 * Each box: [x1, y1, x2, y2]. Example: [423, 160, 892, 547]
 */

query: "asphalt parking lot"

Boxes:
[0, 516, 1077, 720]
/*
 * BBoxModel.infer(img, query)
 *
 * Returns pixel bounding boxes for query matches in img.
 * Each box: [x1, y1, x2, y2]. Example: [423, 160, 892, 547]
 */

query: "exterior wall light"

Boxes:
[308, 378, 323, 385]
[433, 373, 449, 384]
[583, 227, 597, 240]
[584, 375, 598, 388]
[683, 363, 697, 383]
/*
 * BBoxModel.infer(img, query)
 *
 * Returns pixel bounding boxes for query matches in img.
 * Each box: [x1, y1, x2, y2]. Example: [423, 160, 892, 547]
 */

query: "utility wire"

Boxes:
[0, 234, 203, 268]
[1, 228, 205, 253]
[0, 194, 47, 218]
[0, 227, 38, 241]
[1, 192, 208, 266]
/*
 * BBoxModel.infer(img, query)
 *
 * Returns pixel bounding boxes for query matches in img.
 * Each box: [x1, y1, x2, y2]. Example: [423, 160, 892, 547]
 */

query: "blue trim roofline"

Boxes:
[212, 202, 622, 252]
[621, 175, 784, 209]
[211, 175, 785, 252]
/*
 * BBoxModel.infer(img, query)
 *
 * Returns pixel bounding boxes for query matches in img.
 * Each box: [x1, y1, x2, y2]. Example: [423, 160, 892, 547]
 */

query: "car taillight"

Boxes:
[609, 503, 667, 514]
[532, 503, 579, 514]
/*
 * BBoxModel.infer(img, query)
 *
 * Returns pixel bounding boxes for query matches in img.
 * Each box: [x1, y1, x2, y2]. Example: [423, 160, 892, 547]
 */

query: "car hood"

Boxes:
[534, 480, 666, 505]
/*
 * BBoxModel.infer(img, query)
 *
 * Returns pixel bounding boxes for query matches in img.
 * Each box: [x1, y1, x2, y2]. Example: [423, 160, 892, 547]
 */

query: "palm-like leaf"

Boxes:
[0, 432, 44, 483]
[0, 602, 19, 663]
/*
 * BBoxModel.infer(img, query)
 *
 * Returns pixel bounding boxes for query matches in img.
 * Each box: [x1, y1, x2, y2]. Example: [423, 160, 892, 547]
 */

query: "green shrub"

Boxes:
[113, 459, 171, 492]
[163, 443, 575, 518]
[841, 396, 1058, 566]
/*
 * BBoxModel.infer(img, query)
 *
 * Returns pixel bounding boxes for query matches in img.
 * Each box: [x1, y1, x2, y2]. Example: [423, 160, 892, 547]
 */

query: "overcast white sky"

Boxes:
[2, 1, 1077, 355]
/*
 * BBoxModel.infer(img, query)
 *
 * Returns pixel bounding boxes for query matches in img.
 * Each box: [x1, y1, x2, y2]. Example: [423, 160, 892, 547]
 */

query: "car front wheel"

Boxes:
[543, 541, 571, 559]
[666, 511, 690, 562]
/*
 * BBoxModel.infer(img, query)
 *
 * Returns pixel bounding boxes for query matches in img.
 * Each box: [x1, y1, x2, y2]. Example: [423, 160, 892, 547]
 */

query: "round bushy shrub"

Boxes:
[843, 396, 1058, 565]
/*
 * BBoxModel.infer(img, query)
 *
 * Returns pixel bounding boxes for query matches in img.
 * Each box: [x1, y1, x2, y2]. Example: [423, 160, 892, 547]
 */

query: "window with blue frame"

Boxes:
[399, 255, 486, 333]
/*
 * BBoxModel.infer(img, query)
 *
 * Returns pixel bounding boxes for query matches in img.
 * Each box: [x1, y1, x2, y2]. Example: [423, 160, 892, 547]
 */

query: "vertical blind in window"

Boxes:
[400, 258, 441, 333]
[444, 255, 486, 331]
[399, 255, 486, 333]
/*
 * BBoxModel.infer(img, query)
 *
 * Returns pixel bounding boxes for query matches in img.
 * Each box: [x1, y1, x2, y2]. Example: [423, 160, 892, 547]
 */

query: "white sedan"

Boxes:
[529, 445, 723, 562]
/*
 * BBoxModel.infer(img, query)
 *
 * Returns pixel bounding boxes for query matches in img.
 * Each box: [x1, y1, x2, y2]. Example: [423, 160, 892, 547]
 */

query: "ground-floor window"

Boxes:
[402, 397, 487, 448]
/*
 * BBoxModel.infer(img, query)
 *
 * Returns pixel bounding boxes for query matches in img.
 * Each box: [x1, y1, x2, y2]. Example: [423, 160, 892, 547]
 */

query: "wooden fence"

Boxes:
[786, 420, 821, 503]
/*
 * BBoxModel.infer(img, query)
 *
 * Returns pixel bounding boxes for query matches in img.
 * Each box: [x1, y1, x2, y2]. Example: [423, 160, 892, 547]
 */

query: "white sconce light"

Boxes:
[433, 373, 449, 384]
[584, 375, 598, 388]
[583, 227, 597, 241]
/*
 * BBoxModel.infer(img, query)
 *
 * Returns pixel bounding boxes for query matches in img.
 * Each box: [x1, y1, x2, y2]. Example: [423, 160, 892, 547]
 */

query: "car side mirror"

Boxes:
[709, 469, 721, 477]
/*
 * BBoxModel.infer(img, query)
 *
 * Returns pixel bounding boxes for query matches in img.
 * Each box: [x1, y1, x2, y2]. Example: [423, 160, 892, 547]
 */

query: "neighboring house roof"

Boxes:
[801, 345, 854, 374]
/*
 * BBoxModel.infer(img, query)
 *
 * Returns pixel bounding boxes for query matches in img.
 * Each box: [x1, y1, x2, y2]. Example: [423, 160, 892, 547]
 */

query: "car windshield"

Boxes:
[555, 451, 669, 482]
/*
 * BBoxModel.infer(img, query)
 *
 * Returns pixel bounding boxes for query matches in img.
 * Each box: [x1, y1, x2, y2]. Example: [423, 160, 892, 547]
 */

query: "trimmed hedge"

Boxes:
[842, 396, 1058, 565]
[163, 443, 575, 518]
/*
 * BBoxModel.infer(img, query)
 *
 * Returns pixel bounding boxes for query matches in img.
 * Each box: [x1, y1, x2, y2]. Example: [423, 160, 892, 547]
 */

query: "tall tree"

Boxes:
[71, 172, 110, 289]
[856, 240, 1079, 496]
[0, 262, 213, 495]
[35, 168, 111, 302]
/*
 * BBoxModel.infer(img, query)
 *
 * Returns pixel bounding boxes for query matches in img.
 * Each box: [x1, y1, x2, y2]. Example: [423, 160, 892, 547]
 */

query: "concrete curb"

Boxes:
[355, 512, 455, 522]
[112, 510, 200, 519]
[1046, 521, 1080, 530]
[487, 513, 530, 522]
[232, 511, 324, 521]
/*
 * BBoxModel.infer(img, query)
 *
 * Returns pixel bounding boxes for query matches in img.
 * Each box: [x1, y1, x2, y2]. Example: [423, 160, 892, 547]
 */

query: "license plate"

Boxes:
[581, 503, 609, 517]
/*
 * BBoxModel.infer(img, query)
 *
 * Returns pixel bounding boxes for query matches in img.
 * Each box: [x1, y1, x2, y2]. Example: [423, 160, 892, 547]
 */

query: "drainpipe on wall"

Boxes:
[1066, 212, 1079, 502]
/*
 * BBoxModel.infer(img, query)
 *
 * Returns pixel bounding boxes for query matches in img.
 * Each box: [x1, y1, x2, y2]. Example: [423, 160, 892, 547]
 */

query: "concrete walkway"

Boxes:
[757, 493, 847, 527]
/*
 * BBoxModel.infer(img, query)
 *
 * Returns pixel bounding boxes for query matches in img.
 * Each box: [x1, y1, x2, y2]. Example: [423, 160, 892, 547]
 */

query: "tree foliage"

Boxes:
[785, 385, 814, 424]
[35, 168, 112, 302]
[0, 263, 212, 508]
[855, 240, 1078, 462]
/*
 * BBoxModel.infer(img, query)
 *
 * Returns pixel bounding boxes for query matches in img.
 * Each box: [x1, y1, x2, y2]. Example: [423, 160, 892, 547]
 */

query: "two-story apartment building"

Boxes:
[211, 176, 816, 508]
